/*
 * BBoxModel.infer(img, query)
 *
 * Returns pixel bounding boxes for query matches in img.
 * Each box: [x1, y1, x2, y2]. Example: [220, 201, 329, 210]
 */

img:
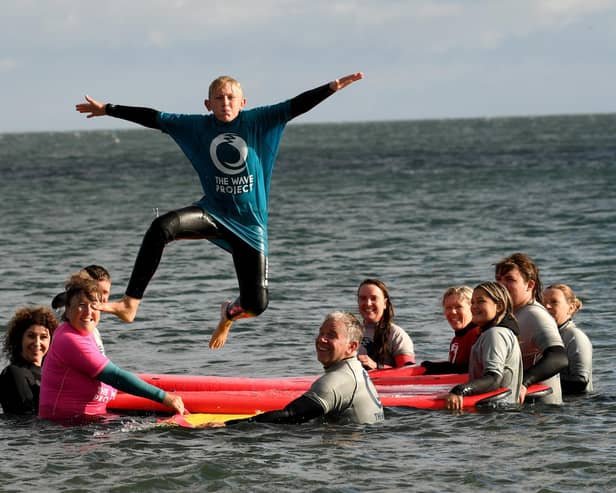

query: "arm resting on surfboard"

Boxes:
[98, 361, 166, 403]
[449, 371, 501, 396]
[105, 104, 160, 129]
[522, 345, 568, 388]
[226, 395, 324, 425]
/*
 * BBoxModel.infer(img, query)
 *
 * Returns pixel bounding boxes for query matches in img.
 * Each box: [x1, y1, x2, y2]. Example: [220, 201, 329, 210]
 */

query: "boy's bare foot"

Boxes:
[209, 301, 233, 349]
[94, 295, 140, 322]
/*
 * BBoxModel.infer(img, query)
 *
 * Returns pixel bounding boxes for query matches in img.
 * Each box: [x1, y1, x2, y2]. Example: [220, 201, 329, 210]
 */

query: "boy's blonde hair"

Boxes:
[208, 76, 243, 99]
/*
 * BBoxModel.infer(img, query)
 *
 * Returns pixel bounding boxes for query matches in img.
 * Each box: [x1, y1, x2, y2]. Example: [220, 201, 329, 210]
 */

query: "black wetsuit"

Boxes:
[0, 359, 42, 415]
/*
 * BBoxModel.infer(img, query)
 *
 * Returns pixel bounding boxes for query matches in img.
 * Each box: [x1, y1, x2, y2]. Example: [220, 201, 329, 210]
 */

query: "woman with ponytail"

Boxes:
[543, 284, 593, 395]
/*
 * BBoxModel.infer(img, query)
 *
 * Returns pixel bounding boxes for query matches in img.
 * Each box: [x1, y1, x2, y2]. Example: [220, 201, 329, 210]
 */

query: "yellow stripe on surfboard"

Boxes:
[159, 413, 257, 428]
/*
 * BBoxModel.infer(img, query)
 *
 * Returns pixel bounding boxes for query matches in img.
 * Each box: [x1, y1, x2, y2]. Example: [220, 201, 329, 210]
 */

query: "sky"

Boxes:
[2, 0, 616, 133]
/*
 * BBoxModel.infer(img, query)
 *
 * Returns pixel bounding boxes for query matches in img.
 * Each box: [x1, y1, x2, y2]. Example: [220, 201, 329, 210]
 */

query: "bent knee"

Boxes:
[146, 213, 179, 243]
[244, 297, 268, 317]
[234, 292, 268, 319]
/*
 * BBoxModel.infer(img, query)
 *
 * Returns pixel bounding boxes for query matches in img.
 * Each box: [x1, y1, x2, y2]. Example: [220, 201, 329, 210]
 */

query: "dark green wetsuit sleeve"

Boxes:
[97, 361, 166, 403]
[226, 395, 325, 425]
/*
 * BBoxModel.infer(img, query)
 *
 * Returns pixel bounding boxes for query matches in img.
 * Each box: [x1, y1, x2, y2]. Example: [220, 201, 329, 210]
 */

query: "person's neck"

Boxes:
[514, 296, 534, 311]
[323, 356, 356, 370]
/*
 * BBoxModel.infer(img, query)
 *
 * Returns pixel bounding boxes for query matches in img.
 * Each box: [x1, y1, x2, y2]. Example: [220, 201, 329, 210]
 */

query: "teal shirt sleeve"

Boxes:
[98, 362, 166, 403]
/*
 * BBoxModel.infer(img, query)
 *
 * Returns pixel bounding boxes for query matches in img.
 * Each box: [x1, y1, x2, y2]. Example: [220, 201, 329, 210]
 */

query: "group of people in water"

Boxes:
[0, 72, 593, 424]
[350, 253, 592, 411]
[0, 252, 593, 424]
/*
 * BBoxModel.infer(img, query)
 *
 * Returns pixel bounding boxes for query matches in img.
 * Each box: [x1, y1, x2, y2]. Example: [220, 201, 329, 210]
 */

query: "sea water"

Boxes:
[0, 115, 615, 492]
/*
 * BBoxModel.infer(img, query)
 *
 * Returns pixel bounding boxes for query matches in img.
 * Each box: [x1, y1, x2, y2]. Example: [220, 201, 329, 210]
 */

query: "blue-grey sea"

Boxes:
[1, 115, 615, 492]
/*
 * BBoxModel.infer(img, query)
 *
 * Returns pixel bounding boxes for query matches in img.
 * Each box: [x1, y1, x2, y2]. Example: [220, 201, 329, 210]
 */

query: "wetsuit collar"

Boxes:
[480, 313, 519, 335]
[454, 322, 478, 337]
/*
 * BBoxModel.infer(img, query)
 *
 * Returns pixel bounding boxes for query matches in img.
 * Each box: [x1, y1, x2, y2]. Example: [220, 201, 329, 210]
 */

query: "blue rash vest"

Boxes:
[156, 100, 292, 256]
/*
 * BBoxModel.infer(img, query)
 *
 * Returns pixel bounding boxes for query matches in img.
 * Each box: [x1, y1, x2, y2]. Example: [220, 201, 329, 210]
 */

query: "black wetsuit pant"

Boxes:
[125, 206, 268, 319]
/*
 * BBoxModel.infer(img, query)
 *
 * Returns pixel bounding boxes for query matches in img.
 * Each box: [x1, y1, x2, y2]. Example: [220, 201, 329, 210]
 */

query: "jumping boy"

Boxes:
[76, 72, 364, 349]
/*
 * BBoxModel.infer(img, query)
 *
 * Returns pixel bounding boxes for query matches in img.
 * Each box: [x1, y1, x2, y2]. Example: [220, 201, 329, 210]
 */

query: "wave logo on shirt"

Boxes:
[210, 133, 248, 176]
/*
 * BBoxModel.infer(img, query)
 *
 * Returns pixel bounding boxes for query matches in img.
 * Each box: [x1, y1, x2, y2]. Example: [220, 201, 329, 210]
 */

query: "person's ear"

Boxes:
[204, 99, 211, 111]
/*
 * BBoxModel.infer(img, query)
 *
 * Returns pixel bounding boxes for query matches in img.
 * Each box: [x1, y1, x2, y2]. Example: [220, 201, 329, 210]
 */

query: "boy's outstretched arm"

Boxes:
[76, 95, 159, 129]
[290, 72, 364, 119]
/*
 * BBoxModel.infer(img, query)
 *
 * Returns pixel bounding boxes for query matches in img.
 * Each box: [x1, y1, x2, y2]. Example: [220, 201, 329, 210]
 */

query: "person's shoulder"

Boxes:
[0, 364, 15, 380]
[0, 363, 32, 381]
[318, 359, 358, 383]
[492, 324, 518, 341]
[51, 323, 88, 350]
[327, 358, 359, 374]
[563, 319, 587, 334]
[521, 302, 557, 325]
[159, 111, 207, 119]
[390, 323, 412, 338]
[523, 300, 550, 315]
[464, 325, 482, 341]
[243, 101, 292, 120]
[158, 112, 210, 126]
[562, 320, 592, 345]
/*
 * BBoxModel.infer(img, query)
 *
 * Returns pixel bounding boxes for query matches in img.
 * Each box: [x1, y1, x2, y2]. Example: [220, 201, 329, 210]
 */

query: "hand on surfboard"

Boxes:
[163, 393, 186, 416]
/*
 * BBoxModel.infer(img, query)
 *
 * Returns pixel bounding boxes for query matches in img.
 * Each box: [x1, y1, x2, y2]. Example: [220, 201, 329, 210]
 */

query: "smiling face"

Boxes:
[315, 318, 358, 368]
[495, 266, 534, 310]
[20, 324, 51, 366]
[66, 293, 101, 333]
[470, 288, 500, 327]
[443, 294, 473, 331]
[543, 287, 573, 326]
[358, 283, 387, 325]
[205, 82, 246, 123]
